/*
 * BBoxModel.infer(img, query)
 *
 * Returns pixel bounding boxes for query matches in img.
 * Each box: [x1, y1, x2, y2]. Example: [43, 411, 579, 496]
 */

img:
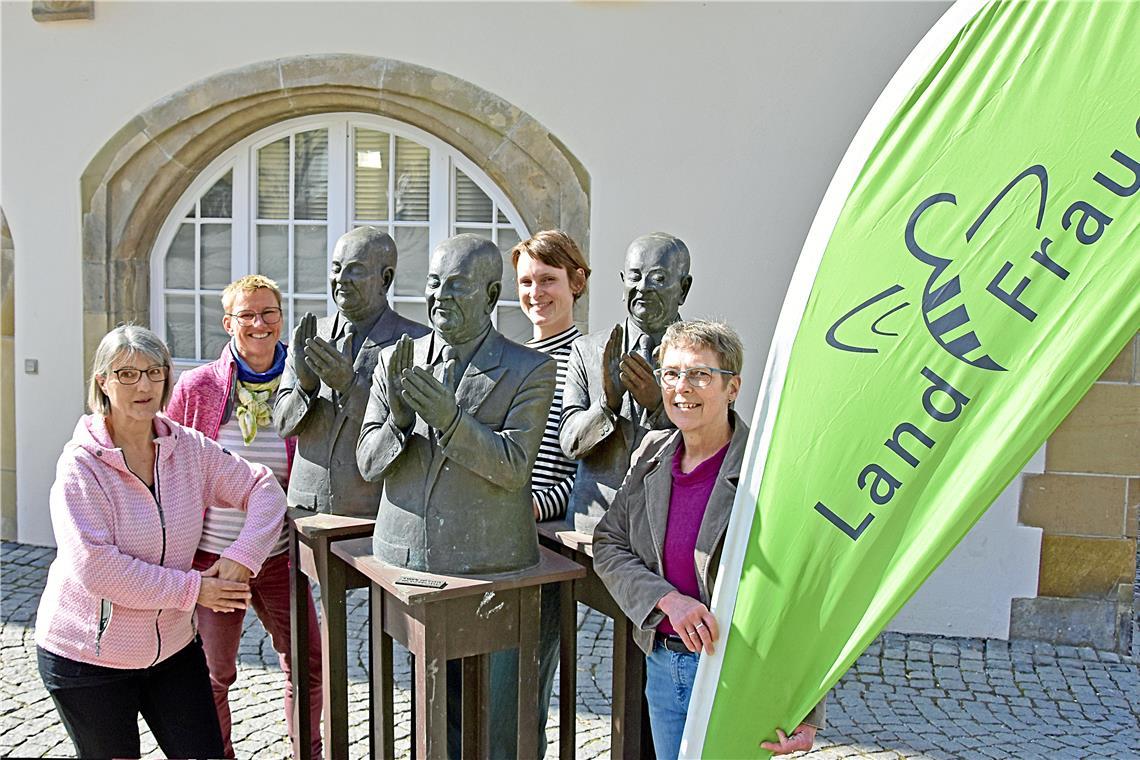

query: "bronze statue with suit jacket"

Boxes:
[274, 227, 430, 518]
[560, 232, 692, 533]
[357, 234, 556, 574]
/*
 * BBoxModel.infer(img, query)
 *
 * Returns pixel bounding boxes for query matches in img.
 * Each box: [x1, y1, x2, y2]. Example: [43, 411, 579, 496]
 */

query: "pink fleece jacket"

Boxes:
[166, 345, 296, 472]
[34, 413, 286, 669]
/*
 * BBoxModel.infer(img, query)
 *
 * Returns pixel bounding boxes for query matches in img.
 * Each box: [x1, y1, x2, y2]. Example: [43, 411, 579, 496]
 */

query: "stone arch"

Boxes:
[80, 54, 591, 368]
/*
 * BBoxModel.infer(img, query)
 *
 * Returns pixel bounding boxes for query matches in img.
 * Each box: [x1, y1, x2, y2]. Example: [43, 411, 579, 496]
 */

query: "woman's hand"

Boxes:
[197, 563, 251, 613]
[205, 557, 252, 584]
[760, 723, 816, 755]
[656, 590, 719, 654]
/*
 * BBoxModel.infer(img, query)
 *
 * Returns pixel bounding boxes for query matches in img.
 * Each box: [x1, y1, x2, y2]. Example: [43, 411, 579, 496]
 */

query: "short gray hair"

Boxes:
[658, 320, 744, 375]
[87, 325, 173, 415]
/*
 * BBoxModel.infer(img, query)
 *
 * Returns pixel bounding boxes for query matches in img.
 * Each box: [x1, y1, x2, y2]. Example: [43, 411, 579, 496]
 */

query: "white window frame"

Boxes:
[150, 112, 529, 366]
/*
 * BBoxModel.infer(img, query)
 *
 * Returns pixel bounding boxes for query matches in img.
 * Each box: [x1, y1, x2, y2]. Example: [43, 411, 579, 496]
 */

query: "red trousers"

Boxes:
[194, 549, 323, 759]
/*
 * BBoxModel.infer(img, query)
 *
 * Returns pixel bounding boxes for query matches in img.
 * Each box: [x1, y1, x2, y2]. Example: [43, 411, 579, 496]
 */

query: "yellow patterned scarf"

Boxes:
[234, 377, 281, 445]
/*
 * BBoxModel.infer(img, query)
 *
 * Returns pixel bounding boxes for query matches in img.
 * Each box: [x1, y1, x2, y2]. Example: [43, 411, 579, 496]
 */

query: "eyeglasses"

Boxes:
[109, 365, 168, 385]
[653, 366, 737, 388]
[227, 307, 282, 326]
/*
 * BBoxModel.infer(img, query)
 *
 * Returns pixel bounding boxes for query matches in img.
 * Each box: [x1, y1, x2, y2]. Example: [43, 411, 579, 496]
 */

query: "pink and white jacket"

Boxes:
[34, 413, 286, 669]
[166, 345, 296, 473]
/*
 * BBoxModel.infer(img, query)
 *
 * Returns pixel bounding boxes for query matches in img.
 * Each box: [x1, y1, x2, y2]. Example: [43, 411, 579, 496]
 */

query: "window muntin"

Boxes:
[253, 128, 331, 330]
[152, 114, 530, 365]
[162, 169, 234, 361]
[450, 166, 529, 347]
[350, 127, 434, 326]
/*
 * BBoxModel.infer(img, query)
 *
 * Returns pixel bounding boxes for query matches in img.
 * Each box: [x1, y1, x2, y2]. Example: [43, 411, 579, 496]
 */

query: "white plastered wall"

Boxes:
[888, 448, 1045, 639]
[1, 0, 1041, 637]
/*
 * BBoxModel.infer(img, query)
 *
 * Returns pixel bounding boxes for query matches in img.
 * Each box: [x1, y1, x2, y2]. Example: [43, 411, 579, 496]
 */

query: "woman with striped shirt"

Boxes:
[485, 230, 591, 756]
[513, 230, 590, 523]
[166, 275, 323, 759]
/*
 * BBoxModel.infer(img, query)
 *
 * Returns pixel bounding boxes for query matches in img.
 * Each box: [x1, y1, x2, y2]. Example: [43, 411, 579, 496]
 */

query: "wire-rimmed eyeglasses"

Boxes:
[227, 307, 283, 326]
[652, 366, 737, 388]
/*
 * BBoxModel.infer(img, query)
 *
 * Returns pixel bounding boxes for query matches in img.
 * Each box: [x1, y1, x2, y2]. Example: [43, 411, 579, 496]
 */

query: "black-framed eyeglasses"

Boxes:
[653, 366, 737, 388]
[109, 365, 168, 385]
[227, 307, 283, 326]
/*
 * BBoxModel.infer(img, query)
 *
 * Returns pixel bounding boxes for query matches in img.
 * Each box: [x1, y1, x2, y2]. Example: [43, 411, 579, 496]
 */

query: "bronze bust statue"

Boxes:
[274, 226, 429, 517]
[560, 232, 692, 533]
[358, 234, 556, 574]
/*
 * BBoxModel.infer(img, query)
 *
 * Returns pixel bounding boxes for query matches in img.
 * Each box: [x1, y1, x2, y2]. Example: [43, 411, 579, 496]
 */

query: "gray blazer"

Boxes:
[357, 329, 556, 574]
[592, 412, 826, 728]
[559, 319, 673, 533]
[274, 308, 429, 518]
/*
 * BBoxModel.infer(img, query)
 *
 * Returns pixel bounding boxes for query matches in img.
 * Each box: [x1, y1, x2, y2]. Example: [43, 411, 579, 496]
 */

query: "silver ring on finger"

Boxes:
[695, 623, 706, 630]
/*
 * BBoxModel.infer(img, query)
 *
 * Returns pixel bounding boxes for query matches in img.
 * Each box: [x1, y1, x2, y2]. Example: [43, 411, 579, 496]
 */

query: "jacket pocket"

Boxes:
[94, 599, 112, 656]
[373, 533, 410, 565]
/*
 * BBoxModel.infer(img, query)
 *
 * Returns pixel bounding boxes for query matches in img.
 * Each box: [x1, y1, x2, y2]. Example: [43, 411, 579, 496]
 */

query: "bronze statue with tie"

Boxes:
[274, 226, 430, 517]
[357, 233, 557, 574]
[559, 232, 693, 533]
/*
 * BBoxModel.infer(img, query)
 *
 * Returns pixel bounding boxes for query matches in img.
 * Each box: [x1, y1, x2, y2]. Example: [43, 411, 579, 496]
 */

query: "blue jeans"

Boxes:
[644, 642, 700, 760]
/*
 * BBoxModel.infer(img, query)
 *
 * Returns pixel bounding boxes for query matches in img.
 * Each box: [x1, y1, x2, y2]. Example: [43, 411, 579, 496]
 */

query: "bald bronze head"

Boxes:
[426, 233, 502, 344]
[620, 232, 693, 336]
[330, 226, 398, 324]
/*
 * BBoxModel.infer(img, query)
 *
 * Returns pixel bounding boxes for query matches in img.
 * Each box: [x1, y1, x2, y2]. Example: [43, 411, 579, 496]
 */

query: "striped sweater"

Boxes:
[528, 326, 581, 522]
[167, 345, 294, 556]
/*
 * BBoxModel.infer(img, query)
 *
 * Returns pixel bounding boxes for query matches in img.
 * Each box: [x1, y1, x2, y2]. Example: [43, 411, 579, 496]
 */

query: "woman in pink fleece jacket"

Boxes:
[35, 325, 286, 759]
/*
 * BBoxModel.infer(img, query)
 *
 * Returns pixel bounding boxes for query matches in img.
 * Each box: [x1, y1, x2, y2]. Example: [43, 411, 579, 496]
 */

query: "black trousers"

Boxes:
[38, 637, 225, 759]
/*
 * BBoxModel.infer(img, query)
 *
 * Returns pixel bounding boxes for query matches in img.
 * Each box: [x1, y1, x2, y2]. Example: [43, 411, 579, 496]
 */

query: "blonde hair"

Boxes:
[87, 325, 173, 414]
[510, 230, 591, 300]
[221, 274, 282, 313]
[658, 320, 744, 375]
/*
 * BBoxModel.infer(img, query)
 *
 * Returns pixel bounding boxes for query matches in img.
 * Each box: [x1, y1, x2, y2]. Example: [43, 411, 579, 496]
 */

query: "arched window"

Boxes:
[151, 113, 531, 365]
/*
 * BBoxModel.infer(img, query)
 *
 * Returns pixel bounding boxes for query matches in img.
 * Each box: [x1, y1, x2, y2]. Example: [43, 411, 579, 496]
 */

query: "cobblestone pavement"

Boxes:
[3, 541, 1138, 759]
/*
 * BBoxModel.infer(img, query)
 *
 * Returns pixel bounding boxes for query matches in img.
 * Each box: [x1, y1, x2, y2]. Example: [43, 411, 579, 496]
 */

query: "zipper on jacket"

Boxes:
[124, 451, 167, 565]
[152, 610, 163, 666]
[129, 457, 168, 667]
[149, 462, 166, 666]
[94, 598, 112, 656]
[152, 464, 167, 564]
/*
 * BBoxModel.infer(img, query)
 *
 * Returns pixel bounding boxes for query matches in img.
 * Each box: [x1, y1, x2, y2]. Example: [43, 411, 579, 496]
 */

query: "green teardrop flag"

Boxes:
[686, 1, 1140, 756]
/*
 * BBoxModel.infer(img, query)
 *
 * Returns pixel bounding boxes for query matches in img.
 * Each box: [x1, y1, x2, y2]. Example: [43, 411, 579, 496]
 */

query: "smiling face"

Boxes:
[621, 236, 692, 336]
[223, 287, 282, 370]
[426, 235, 501, 345]
[97, 351, 168, 425]
[659, 343, 740, 437]
[515, 253, 579, 339]
[330, 232, 394, 324]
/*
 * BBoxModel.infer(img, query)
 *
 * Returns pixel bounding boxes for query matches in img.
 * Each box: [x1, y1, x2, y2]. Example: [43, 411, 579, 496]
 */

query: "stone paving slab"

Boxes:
[3, 541, 1138, 759]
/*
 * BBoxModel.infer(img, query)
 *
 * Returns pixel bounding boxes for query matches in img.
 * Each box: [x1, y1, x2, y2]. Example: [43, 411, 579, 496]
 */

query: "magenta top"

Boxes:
[657, 440, 731, 636]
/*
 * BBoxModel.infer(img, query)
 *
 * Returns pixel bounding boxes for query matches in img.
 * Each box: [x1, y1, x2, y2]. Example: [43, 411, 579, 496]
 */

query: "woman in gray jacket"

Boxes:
[593, 320, 822, 759]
